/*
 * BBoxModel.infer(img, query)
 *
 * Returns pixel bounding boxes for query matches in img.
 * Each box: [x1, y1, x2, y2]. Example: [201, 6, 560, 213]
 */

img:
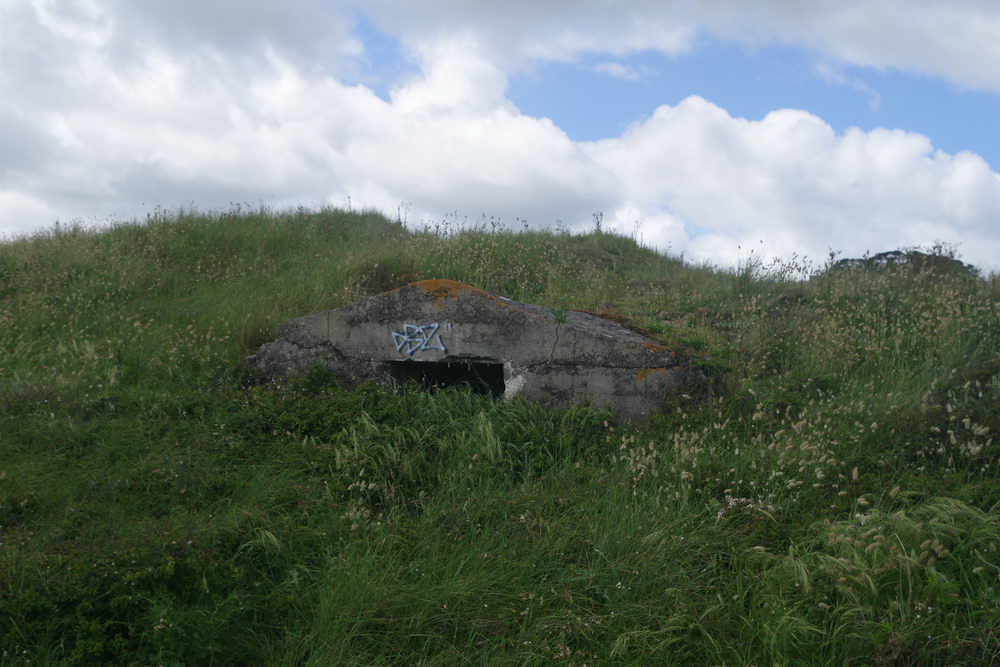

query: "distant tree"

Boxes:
[828, 243, 979, 278]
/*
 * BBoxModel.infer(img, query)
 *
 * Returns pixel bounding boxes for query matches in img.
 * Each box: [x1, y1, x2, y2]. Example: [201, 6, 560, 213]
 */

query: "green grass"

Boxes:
[2, 206, 998, 665]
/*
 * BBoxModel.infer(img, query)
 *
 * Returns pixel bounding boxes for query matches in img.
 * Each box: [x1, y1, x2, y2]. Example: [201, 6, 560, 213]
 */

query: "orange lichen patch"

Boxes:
[641, 341, 671, 353]
[634, 367, 666, 382]
[414, 279, 486, 300]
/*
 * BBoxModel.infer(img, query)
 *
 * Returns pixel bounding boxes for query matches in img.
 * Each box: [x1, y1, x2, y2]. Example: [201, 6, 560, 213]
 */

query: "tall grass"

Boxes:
[1, 206, 998, 664]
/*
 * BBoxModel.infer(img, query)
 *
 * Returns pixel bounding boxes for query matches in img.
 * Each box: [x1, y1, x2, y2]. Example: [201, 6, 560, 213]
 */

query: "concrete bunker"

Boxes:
[251, 279, 687, 420]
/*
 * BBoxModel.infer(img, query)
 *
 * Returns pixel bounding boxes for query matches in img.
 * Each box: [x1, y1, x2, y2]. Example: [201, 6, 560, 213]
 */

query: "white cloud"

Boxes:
[357, 0, 696, 68]
[358, 0, 1000, 92]
[592, 62, 655, 82]
[719, 0, 1000, 92]
[587, 98, 1000, 269]
[814, 62, 881, 111]
[389, 35, 513, 114]
[2, 1, 999, 273]
[0, 190, 63, 238]
[0, 7, 616, 234]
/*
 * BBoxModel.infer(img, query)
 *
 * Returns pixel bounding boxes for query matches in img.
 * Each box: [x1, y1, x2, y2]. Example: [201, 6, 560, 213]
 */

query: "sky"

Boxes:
[2, 0, 999, 273]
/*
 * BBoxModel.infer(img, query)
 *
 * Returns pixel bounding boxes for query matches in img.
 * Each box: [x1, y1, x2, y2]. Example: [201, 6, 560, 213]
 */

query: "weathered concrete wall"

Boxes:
[251, 279, 686, 420]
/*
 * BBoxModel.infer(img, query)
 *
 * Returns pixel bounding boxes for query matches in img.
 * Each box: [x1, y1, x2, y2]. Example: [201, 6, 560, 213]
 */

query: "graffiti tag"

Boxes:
[391, 323, 449, 355]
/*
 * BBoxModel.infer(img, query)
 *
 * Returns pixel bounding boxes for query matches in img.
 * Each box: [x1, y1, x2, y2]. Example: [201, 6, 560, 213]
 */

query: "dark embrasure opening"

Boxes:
[388, 360, 505, 397]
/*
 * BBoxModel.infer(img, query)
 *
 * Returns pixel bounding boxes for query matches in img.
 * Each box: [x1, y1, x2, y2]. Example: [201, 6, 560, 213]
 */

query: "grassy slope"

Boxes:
[1, 207, 998, 665]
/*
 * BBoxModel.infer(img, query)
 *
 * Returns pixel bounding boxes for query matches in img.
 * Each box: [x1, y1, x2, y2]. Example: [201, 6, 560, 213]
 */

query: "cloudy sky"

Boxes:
[2, 0, 999, 271]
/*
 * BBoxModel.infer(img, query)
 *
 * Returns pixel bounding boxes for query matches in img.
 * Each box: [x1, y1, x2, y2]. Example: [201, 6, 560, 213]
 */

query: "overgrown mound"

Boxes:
[2, 207, 998, 664]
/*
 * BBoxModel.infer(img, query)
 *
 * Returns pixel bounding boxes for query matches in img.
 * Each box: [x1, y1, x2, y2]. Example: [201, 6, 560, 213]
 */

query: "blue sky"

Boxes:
[2, 1, 999, 271]
[353, 15, 998, 169]
[510, 42, 1000, 170]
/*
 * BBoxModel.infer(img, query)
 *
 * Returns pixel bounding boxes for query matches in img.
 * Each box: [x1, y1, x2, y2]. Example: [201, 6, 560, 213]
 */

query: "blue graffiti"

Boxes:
[391, 323, 448, 355]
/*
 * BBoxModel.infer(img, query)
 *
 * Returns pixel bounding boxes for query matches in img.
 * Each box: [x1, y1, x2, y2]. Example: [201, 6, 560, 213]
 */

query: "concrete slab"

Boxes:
[251, 279, 687, 420]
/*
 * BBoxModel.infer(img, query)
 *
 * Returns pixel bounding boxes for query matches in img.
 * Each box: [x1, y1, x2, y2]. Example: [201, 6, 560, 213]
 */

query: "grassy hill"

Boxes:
[2, 206, 998, 665]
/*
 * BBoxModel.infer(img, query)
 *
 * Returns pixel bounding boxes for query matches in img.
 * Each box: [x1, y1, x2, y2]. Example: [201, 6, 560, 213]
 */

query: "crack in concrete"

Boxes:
[550, 322, 561, 363]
